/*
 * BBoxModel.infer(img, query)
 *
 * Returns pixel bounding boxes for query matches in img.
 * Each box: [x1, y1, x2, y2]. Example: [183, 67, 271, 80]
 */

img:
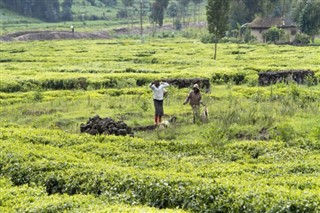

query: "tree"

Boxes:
[44, 0, 60, 22]
[167, 1, 179, 27]
[177, 0, 190, 26]
[296, 0, 320, 43]
[61, 0, 73, 21]
[241, 0, 264, 20]
[121, 0, 134, 28]
[150, 0, 169, 35]
[206, 0, 230, 60]
[191, 0, 203, 24]
[229, 0, 249, 30]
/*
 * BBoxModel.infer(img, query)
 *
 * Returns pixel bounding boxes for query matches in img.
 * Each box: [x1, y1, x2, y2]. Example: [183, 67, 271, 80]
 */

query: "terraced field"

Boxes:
[1, 37, 320, 212]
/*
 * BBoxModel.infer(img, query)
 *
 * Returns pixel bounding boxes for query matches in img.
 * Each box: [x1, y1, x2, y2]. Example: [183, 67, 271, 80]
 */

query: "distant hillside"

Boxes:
[0, 0, 122, 22]
[0, 2, 42, 24]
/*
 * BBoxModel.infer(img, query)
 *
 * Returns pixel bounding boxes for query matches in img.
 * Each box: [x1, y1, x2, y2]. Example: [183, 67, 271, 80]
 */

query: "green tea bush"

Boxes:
[200, 34, 214, 44]
[116, 78, 136, 88]
[212, 72, 246, 85]
[270, 122, 296, 143]
[0, 81, 23, 92]
[245, 74, 259, 87]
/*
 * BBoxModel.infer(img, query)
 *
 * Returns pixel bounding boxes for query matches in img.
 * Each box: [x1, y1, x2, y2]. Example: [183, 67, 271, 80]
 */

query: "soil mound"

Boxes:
[0, 22, 207, 42]
[258, 70, 316, 86]
[80, 115, 134, 136]
[1, 30, 111, 41]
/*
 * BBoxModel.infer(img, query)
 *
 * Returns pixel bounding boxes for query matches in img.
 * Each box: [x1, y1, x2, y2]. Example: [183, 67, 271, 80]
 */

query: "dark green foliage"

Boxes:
[150, 0, 169, 27]
[262, 27, 285, 44]
[212, 73, 246, 85]
[206, 0, 230, 59]
[294, 33, 310, 45]
[3, 0, 61, 22]
[293, 0, 320, 42]
[61, 0, 73, 21]
[206, 0, 230, 39]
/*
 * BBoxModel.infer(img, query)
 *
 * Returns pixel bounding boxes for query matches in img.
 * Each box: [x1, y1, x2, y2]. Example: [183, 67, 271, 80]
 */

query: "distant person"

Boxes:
[183, 84, 205, 124]
[149, 80, 170, 126]
[71, 25, 74, 33]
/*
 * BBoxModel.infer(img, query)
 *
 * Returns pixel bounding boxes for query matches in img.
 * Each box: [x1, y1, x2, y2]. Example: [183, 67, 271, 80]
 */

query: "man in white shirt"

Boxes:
[149, 80, 170, 126]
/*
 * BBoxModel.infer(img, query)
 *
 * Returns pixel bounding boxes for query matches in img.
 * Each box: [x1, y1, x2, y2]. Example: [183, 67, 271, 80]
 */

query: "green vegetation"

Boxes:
[1, 37, 320, 212]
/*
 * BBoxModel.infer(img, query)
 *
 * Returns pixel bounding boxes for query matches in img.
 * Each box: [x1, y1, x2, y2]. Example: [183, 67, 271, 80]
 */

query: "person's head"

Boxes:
[192, 84, 200, 93]
[154, 80, 160, 88]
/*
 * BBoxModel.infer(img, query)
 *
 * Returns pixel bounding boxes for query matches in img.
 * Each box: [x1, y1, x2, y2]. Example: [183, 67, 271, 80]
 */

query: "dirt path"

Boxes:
[0, 30, 111, 41]
[0, 22, 207, 42]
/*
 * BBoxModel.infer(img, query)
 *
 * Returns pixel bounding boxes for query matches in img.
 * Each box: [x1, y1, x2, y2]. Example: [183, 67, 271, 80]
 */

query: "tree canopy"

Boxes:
[206, 0, 230, 60]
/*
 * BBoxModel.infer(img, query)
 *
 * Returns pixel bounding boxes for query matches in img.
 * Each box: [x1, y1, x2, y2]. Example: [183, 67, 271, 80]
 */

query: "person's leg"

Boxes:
[192, 105, 196, 124]
[192, 105, 200, 124]
[195, 105, 200, 123]
[154, 115, 158, 125]
[158, 100, 164, 124]
[154, 99, 163, 125]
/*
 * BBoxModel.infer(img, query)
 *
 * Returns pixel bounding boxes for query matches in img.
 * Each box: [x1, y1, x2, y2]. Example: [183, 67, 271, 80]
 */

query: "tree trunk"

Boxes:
[311, 35, 315, 44]
[214, 40, 217, 60]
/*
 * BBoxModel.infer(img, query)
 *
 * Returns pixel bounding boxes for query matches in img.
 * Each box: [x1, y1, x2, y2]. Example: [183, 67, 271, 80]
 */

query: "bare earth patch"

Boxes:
[0, 22, 207, 42]
[0, 30, 111, 41]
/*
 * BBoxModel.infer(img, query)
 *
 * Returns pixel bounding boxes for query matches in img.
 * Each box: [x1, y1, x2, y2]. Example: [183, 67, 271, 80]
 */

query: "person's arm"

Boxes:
[149, 82, 155, 90]
[160, 82, 169, 87]
[183, 92, 191, 105]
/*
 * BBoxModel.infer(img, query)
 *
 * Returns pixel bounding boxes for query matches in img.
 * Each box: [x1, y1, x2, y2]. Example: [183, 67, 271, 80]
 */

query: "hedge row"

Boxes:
[1, 126, 320, 212]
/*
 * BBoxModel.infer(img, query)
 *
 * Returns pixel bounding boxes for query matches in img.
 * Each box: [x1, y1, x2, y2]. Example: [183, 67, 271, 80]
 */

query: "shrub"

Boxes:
[200, 34, 214, 44]
[293, 33, 310, 45]
[212, 73, 246, 85]
[262, 27, 285, 44]
[271, 123, 295, 142]
[243, 28, 256, 43]
[245, 74, 259, 87]
[173, 20, 182, 30]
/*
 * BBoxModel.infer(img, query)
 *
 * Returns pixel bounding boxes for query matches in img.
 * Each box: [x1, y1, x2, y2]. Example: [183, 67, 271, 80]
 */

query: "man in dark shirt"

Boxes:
[183, 84, 205, 124]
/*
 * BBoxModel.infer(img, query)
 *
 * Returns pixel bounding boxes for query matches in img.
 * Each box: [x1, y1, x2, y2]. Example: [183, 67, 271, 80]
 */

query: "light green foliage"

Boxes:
[1, 39, 320, 93]
[1, 38, 320, 212]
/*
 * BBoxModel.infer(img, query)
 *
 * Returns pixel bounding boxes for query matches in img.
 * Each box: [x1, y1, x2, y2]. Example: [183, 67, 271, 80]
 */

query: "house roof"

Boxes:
[248, 16, 296, 29]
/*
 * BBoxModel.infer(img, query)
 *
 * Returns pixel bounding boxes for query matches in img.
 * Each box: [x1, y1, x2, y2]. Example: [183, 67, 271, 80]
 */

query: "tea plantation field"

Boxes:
[1, 37, 320, 212]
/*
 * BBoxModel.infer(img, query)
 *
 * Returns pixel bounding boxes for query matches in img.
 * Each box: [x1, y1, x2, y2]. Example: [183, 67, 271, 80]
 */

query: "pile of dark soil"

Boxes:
[258, 70, 316, 86]
[80, 115, 133, 136]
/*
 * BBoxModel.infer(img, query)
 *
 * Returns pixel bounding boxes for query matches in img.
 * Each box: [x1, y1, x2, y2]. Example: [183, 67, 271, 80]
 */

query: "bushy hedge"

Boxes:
[1, 126, 320, 212]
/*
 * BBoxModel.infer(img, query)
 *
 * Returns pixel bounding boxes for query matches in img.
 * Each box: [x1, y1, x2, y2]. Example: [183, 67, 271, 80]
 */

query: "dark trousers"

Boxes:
[153, 99, 164, 116]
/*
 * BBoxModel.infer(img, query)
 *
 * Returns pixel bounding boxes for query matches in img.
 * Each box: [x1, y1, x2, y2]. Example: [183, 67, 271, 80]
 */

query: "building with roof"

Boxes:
[247, 16, 297, 43]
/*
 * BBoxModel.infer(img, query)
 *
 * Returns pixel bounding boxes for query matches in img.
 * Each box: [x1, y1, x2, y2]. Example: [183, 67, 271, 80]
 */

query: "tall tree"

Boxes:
[206, 0, 230, 60]
[122, 0, 134, 28]
[150, 0, 169, 35]
[191, 0, 203, 24]
[167, 1, 179, 28]
[241, 0, 264, 20]
[229, 0, 249, 29]
[61, 0, 73, 21]
[296, 0, 320, 43]
[44, 0, 60, 22]
[177, 0, 190, 25]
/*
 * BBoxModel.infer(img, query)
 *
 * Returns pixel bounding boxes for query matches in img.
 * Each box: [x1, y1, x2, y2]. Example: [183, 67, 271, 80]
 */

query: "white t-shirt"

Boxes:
[149, 82, 169, 100]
